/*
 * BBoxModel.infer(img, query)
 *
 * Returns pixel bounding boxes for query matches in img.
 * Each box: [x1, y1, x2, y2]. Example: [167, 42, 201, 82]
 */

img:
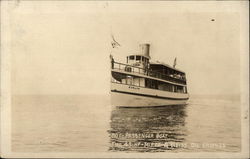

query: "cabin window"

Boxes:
[129, 56, 134, 60]
[136, 56, 141, 61]
[126, 76, 133, 85]
[184, 86, 188, 93]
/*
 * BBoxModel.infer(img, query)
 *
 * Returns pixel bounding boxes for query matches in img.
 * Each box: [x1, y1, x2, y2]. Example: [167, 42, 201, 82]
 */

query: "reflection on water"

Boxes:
[12, 95, 241, 153]
[108, 105, 188, 152]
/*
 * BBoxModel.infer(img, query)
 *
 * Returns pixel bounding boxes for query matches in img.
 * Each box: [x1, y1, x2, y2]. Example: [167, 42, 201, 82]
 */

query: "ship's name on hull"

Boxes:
[128, 86, 140, 90]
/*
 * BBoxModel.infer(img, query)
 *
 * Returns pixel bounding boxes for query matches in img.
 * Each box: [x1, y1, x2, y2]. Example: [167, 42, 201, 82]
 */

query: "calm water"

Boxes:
[12, 94, 241, 152]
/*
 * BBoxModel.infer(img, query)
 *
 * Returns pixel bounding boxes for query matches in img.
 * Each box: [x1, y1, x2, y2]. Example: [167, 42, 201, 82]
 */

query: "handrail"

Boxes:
[111, 61, 186, 85]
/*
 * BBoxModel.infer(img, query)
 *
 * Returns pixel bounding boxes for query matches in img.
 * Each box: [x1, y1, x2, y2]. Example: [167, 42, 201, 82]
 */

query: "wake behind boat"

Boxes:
[110, 44, 189, 107]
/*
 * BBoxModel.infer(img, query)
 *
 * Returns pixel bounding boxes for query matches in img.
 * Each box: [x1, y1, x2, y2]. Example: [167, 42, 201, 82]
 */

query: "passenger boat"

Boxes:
[110, 44, 189, 107]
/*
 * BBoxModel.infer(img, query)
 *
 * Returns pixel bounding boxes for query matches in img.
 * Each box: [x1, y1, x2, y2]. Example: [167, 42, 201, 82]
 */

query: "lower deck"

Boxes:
[111, 82, 189, 107]
[112, 71, 188, 94]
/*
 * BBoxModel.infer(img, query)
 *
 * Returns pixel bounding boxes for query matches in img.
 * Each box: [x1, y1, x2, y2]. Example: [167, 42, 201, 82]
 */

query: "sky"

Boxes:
[5, 1, 248, 95]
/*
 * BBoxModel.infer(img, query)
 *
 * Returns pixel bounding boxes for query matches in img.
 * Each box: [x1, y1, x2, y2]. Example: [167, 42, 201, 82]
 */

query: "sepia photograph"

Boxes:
[0, 0, 249, 158]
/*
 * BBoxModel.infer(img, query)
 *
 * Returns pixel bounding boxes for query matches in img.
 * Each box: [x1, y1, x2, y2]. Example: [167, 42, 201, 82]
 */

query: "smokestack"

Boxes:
[139, 43, 150, 58]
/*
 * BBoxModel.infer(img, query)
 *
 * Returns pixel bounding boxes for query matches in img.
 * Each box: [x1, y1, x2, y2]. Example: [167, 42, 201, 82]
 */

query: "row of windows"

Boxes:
[145, 79, 187, 93]
[128, 55, 149, 62]
[112, 77, 187, 94]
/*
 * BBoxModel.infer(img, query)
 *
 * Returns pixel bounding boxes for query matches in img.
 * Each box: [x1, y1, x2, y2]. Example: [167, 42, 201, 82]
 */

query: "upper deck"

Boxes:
[111, 61, 187, 85]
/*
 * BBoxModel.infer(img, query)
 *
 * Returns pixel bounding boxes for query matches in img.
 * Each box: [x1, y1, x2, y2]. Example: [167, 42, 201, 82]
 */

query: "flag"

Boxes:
[111, 34, 121, 48]
[173, 57, 177, 68]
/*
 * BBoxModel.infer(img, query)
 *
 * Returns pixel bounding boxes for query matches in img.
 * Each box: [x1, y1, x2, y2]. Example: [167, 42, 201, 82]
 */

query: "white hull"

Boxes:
[111, 82, 189, 107]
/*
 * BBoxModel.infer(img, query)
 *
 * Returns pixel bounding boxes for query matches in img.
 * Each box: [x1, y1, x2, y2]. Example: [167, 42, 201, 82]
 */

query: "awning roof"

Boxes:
[150, 62, 185, 74]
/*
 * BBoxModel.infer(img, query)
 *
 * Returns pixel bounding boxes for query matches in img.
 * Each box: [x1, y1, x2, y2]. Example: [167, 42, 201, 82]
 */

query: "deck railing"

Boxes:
[111, 61, 186, 85]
